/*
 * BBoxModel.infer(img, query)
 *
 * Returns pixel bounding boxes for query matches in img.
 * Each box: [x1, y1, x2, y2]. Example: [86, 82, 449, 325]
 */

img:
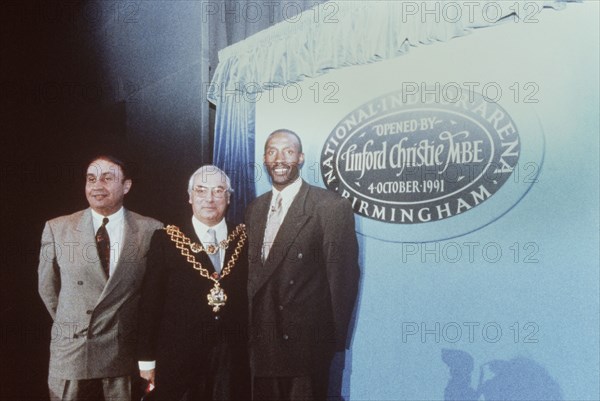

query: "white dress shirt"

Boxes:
[269, 177, 302, 222]
[91, 207, 125, 277]
[192, 216, 228, 272]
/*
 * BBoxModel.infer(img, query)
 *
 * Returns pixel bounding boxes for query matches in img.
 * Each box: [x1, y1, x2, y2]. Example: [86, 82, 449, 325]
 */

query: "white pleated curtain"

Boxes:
[207, 0, 574, 223]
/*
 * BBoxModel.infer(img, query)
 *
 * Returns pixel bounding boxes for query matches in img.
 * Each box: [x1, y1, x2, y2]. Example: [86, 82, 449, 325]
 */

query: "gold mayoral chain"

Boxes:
[165, 224, 247, 312]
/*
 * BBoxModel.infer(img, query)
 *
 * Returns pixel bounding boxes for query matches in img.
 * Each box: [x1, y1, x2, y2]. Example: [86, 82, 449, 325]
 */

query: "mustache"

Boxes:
[268, 163, 295, 169]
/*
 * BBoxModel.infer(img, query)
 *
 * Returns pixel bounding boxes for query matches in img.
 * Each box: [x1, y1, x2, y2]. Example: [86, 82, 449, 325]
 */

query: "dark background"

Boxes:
[1, 1, 324, 399]
[2, 2, 209, 399]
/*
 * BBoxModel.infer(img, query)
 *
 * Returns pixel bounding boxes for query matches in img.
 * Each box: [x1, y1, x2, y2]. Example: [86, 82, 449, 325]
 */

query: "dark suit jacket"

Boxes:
[38, 208, 162, 379]
[137, 220, 249, 400]
[245, 181, 360, 377]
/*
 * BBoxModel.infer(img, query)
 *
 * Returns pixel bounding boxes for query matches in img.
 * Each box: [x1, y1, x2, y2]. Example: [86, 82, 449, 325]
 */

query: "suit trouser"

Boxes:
[151, 342, 251, 401]
[252, 362, 330, 401]
[48, 375, 131, 401]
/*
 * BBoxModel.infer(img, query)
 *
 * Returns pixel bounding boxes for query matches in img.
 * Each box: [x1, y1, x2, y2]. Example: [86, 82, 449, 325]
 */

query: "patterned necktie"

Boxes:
[207, 228, 221, 273]
[96, 217, 110, 277]
[262, 193, 283, 263]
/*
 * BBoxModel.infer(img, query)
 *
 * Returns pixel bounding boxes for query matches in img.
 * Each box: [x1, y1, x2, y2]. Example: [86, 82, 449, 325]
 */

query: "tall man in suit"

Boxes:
[38, 155, 163, 401]
[245, 129, 360, 400]
[137, 165, 250, 400]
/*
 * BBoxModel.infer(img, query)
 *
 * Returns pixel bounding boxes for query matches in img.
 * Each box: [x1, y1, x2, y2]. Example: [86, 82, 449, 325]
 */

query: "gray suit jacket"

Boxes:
[38, 208, 162, 379]
[245, 181, 360, 377]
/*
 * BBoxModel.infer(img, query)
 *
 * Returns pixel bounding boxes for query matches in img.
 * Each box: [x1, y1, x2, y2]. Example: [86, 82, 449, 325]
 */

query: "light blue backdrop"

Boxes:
[254, 4, 599, 400]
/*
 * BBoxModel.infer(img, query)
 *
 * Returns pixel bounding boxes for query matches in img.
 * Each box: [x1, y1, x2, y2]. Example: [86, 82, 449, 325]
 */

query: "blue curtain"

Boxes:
[213, 94, 256, 225]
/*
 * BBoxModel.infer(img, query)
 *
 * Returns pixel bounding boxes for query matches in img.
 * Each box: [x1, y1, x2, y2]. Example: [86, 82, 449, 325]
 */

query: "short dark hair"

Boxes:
[87, 154, 130, 181]
[264, 129, 303, 153]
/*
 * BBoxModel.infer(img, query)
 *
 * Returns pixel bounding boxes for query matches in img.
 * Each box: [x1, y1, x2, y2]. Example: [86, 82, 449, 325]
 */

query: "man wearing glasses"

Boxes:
[137, 165, 250, 400]
[38, 155, 163, 401]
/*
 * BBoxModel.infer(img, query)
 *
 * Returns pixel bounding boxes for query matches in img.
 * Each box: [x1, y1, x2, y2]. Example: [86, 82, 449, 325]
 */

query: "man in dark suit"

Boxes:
[38, 155, 163, 401]
[245, 129, 360, 400]
[138, 165, 250, 400]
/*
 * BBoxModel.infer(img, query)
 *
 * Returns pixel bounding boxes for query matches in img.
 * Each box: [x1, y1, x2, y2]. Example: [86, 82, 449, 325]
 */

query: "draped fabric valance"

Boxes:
[208, 0, 574, 224]
[208, 0, 571, 102]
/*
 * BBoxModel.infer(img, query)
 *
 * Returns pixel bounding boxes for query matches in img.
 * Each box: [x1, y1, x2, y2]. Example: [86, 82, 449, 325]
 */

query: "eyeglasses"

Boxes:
[192, 186, 228, 199]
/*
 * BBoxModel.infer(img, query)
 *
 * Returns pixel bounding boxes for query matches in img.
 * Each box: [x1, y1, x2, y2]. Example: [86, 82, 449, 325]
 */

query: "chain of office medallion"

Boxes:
[165, 224, 246, 282]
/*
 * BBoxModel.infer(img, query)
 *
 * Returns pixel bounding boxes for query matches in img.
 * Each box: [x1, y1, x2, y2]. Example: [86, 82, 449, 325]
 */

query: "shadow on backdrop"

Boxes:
[442, 349, 563, 401]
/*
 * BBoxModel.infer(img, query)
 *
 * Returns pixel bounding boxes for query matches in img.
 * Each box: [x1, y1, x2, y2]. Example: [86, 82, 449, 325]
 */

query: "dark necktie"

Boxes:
[96, 217, 110, 277]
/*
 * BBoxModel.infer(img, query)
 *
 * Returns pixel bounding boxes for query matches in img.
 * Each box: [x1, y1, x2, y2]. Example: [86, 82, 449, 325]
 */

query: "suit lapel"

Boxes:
[223, 223, 248, 270]
[249, 193, 271, 257]
[97, 209, 138, 304]
[76, 208, 108, 286]
[250, 182, 312, 297]
[222, 222, 239, 274]
[246, 194, 269, 297]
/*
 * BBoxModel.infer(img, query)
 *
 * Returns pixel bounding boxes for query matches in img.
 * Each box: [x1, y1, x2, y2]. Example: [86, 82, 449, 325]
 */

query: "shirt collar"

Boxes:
[271, 178, 302, 206]
[191, 215, 227, 240]
[91, 207, 124, 227]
